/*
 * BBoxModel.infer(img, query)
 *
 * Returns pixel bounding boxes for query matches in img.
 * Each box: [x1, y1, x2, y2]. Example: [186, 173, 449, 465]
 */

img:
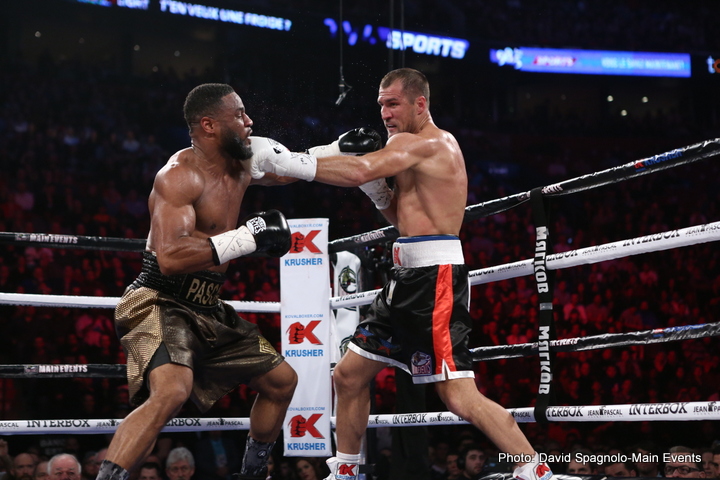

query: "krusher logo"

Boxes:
[286, 321, 322, 345]
[290, 230, 322, 253]
[288, 414, 324, 438]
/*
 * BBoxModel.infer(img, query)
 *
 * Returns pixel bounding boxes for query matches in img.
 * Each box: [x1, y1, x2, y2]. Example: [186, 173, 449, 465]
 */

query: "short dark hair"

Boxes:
[140, 461, 161, 474]
[380, 68, 429, 105]
[604, 459, 637, 474]
[183, 83, 235, 128]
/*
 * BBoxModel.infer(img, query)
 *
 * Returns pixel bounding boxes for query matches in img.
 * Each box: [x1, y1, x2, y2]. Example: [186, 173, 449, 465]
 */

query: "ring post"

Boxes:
[280, 219, 333, 457]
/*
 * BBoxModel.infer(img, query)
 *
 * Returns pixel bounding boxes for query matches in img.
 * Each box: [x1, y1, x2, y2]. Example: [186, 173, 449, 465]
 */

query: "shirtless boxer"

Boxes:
[248, 68, 553, 480]
[97, 83, 297, 480]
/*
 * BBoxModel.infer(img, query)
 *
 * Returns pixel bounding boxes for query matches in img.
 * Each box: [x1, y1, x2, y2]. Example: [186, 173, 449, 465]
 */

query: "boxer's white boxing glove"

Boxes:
[359, 178, 394, 210]
[248, 137, 317, 181]
[208, 210, 291, 265]
[308, 127, 382, 158]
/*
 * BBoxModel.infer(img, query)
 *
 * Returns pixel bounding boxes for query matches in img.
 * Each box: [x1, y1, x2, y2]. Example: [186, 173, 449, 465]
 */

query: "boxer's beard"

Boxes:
[220, 129, 252, 161]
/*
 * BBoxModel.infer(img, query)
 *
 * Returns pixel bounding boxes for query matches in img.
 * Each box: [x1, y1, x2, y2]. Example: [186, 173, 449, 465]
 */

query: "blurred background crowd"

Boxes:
[1, 0, 720, 479]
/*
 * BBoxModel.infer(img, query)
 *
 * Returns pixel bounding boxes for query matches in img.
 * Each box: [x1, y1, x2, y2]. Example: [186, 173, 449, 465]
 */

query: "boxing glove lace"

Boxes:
[208, 210, 291, 265]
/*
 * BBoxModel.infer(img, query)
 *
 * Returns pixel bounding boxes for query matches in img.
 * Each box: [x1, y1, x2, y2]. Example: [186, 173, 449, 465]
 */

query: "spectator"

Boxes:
[604, 459, 637, 477]
[194, 431, 240, 480]
[430, 441, 451, 480]
[630, 442, 661, 478]
[700, 449, 714, 478]
[34, 460, 49, 480]
[138, 462, 163, 480]
[294, 458, 326, 480]
[166, 447, 195, 480]
[13, 453, 36, 480]
[80, 452, 99, 480]
[445, 451, 462, 480]
[458, 444, 486, 480]
[566, 449, 597, 475]
[710, 444, 720, 479]
[47, 454, 81, 480]
[664, 446, 705, 478]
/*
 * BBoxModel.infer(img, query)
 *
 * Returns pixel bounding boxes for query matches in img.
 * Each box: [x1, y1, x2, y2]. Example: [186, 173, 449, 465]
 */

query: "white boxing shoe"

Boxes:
[513, 454, 554, 480]
[323, 456, 359, 480]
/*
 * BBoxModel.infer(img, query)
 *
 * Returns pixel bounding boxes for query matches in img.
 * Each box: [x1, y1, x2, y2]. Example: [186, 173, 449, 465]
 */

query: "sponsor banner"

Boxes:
[542, 402, 720, 422]
[331, 252, 363, 365]
[280, 219, 332, 456]
[490, 47, 690, 77]
[365, 412, 468, 427]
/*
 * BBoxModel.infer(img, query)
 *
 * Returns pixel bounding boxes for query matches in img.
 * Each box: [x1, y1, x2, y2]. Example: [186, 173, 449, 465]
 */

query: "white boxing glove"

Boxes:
[359, 178, 394, 210]
[248, 136, 317, 181]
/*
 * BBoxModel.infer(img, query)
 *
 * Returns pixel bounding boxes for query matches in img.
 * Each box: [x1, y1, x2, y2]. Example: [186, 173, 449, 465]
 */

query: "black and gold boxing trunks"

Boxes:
[115, 252, 283, 411]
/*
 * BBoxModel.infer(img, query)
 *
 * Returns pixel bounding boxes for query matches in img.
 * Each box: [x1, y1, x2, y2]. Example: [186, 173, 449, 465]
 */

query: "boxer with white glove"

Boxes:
[247, 137, 317, 181]
[208, 209, 291, 265]
[248, 128, 383, 180]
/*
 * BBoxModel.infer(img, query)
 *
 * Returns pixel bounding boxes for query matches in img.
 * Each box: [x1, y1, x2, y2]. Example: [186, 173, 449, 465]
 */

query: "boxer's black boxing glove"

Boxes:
[242, 210, 292, 257]
[308, 128, 382, 158]
[208, 209, 291, 264]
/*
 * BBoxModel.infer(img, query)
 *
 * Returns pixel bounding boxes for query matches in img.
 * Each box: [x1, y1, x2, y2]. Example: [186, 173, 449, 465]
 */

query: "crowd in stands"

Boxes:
[1, 0, 720, 477]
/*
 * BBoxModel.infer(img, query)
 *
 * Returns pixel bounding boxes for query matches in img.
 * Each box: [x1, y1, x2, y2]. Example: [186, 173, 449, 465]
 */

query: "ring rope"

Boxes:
[3, 221, 718, 312]
[330, 220, 720, 310]
[470, 321, 720, 362]
[0, 364, 126, 378]
[2, 319, 716, 379]
[0, 293, 279, 313]
[1, 401, 718, 435]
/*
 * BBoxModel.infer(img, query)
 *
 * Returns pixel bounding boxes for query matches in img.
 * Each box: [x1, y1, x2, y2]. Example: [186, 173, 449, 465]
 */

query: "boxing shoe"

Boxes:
[513, 454, 554, 480]
[323, 456, 359, 480]
[232, 469, 268, 480]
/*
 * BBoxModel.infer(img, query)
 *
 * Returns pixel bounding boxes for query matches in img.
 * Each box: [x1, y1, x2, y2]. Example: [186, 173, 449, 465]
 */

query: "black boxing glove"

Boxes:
[307, 127, 382, 158]
[245, 210, 292, 257]
[208, 210, 291, 264]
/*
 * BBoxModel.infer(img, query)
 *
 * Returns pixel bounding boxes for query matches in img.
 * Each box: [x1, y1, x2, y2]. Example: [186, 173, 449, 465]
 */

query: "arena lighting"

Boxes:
[323, 19, 470, 60]
[71, 0, 293, 31]
[491, 47, 691, 77]
[76, 0, 149, 8]
[707, 56, 720, 74]
[159, 0, 292, 30]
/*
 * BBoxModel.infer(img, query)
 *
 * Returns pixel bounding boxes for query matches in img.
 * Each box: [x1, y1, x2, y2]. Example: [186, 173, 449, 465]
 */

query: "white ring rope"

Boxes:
[0, 401, 717, 435]
[330, 220, 720, 309]
[3, 221, 718, 312]
[0, 293, 280, 312]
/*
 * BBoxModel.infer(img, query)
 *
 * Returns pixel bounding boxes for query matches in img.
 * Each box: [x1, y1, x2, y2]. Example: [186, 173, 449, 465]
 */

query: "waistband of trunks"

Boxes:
[392, 235, 464, 268]
[132, 251, 225, 313]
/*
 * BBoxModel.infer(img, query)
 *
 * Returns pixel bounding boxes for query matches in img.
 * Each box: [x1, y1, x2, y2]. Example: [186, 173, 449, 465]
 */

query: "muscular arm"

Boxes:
[313, 133, 423, 187]
[148, 164, 218, 275]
